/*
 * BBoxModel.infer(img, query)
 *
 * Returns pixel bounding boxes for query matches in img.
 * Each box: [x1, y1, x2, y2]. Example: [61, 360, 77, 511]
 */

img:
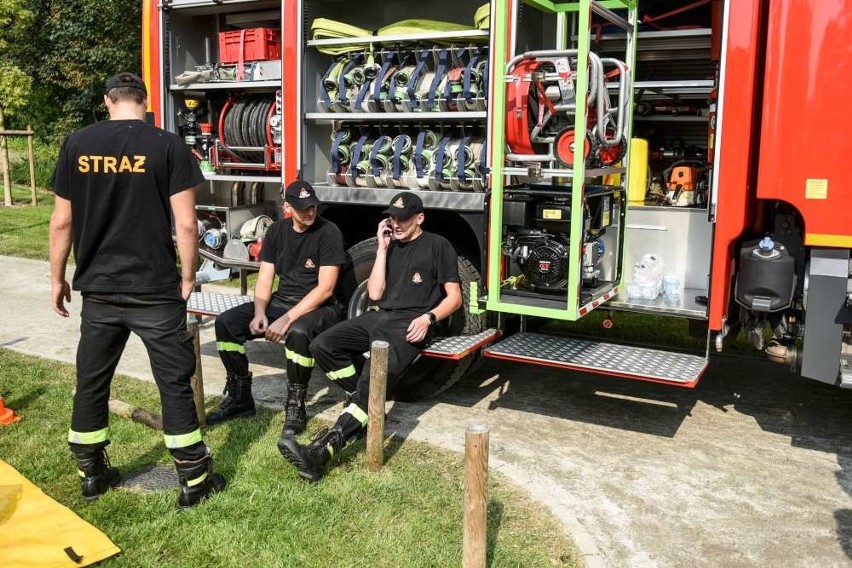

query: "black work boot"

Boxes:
[281, 383, 308, 437]
[72, 448, 121, 501]
[277, 426, 344, 483]
[175, 452, 226, 510]
[207, 372, 255, 425]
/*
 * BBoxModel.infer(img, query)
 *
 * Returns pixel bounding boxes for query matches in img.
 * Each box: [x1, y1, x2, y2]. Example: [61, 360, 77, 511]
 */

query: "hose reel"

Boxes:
[214, 92, 282, 171]
[505, 50, 629, 171]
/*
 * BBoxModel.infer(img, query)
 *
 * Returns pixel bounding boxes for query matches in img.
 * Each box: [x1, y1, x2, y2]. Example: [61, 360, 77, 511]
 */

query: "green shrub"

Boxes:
[7, 137, 59, 188]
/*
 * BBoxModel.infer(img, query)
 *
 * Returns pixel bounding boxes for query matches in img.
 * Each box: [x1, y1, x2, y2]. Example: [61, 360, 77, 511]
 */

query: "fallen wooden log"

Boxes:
[108, 399, 163, 430]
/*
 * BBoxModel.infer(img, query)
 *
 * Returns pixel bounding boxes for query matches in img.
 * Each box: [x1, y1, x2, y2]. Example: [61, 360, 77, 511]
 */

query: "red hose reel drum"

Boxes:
[505, 59, 545, 155]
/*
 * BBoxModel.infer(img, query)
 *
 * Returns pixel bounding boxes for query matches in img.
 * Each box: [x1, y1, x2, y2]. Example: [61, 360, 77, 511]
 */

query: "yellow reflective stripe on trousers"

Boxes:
[163, 429, 203, 449]
[187, 471, 208, 487]
[217, 341, 245, 354]
[343, 403, 369, 426]
[68, 427, 109, 445]
[327, 365, 357, 381]
[285, 347, 315, 368]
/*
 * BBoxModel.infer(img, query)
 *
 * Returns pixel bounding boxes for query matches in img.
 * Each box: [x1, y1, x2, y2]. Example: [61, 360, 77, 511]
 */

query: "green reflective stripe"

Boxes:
[68, 428, 109, 445]
[285, 347, 315, 368]
[327, 445, 336, 458]
[186, 471, 208, 487]
[217, 341, 245, 354]
[327, 365, 357, 381]
[344, 403, 369, 426]
[163, 429, 203, 449]
[77, 469, 86, 478]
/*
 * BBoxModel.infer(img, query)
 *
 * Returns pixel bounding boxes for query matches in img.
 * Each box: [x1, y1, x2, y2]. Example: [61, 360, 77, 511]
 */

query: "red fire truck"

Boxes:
[142, 0, 852, 398]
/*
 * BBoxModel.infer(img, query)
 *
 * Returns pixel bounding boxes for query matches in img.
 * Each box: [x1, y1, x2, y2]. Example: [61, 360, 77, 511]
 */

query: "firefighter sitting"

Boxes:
[277, 192, 462, 482]
[209, 181, 346, 439]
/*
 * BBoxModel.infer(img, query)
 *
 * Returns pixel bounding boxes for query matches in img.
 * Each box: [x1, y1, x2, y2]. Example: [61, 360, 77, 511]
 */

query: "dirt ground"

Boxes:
[3, 255, 852, 567]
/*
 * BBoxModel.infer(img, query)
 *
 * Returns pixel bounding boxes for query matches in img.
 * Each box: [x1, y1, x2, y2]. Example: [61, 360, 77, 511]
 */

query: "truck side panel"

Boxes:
[756, 0, 852, 246]
[708, 0, 764, 331]
[142, 0, 163, 124]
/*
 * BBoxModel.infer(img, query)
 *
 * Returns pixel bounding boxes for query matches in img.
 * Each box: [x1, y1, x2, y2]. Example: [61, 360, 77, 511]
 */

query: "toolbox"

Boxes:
[218, 28, 281, 64]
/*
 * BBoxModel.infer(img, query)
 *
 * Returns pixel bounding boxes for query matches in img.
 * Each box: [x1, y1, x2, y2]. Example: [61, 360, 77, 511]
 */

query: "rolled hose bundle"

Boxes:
[311, 17, 485, 56]
[392, 133, 413, 155]
[474, 3, 490, 30]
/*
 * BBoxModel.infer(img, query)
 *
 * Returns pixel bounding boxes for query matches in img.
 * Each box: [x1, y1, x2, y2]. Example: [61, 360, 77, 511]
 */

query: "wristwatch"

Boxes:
[426, 311, 437, 325]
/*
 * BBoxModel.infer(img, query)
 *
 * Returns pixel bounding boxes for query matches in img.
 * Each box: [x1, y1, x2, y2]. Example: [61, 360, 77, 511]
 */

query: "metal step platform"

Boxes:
[483, 332, 707, 386]
[188, 291, 499, 360]
[421, 329, 502, 360]
[187, 292, 252, 316]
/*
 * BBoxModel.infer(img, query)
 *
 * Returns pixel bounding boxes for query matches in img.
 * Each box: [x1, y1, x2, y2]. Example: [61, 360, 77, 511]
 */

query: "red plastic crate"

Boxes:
[218, 28, 281, 64]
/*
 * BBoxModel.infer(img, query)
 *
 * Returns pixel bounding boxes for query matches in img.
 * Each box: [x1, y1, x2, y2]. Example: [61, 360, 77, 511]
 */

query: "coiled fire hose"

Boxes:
[219, 95, 275, 162]
[310, 17, 487, 56]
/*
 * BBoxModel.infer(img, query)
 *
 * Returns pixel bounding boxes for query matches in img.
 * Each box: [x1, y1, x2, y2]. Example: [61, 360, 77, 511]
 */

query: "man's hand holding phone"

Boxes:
[377, 217, 393, 250]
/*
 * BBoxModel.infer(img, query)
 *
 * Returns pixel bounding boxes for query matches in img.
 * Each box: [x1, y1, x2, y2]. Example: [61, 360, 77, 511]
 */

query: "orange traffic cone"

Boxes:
[0, 395, 20, 425]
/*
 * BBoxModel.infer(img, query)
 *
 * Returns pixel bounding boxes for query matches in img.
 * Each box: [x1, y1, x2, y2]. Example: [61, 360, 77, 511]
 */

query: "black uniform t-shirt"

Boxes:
[51, 119, 205, 293]
[259, 217, 346, 303]
[379, 231, 460, 312]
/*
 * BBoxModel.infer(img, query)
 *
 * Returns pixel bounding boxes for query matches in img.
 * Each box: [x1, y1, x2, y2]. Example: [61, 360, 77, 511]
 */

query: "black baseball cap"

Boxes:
[383, 191, 424, 220]
[283, 180, 320, 211]
[105, 72, 147, 96]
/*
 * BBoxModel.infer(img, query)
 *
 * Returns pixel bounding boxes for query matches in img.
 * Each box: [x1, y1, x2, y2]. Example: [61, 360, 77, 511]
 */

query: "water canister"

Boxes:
[734, 236, 796, 312]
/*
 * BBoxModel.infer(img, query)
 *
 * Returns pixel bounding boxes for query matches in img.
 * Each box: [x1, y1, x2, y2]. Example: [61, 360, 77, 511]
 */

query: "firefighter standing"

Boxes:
[49, 72, 224, 508]
[278, 192, 462, 482]
[209, 181, 346, 439]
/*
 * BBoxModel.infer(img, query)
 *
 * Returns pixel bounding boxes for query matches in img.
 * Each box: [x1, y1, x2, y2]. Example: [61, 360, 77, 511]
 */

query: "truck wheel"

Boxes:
[343, 237, 485, 401]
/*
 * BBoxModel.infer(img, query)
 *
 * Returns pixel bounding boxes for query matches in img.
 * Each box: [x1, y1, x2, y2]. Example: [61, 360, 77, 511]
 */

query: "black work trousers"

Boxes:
[214, 297, 341, 387]
[71, 291, 204, 460]
[311, 309, 428, 410]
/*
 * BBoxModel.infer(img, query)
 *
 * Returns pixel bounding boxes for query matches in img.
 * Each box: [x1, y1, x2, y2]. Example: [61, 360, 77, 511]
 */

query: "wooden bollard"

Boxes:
[26, 126, 36, 205]
[366, 340, 389, 471]
[463, 423, 489, 568]
[186, 316, 206, 427]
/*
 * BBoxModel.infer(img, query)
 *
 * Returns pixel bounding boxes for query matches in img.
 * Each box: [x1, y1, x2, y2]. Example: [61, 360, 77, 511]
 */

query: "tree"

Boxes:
[0, 0, 34, 205]
[13, 0, 142, 142]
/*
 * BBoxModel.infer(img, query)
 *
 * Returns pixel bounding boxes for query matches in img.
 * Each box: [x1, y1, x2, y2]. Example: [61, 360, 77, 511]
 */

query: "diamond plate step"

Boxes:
[483, 332, 706, 386]
[187, 292, 498, 361]
[188, 292, 252, 316]
[421, 328, 501, 360]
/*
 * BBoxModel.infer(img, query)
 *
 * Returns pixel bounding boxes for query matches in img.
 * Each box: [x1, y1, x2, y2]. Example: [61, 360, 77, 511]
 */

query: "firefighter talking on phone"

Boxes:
[277, 191, 462, 482]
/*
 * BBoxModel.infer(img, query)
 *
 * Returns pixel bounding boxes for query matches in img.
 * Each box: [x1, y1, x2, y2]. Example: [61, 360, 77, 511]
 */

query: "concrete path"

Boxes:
[3, 255, 852, 567]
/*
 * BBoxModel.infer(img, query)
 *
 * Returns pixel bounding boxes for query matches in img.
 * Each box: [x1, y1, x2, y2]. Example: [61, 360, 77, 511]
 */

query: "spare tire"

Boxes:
[343, 237, 485, 401]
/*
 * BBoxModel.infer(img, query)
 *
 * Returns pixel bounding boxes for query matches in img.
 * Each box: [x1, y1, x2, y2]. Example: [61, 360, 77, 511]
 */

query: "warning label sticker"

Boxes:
[805, 178, 828, 200]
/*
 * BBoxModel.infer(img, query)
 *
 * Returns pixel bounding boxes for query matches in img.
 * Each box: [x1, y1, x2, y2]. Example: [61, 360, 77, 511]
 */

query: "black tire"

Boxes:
[342, 237, 485, 401]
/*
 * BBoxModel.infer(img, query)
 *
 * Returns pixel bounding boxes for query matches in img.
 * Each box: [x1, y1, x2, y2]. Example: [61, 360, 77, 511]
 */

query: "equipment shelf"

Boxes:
[634, 115, 708, 123]
[201, 173, 281, 183]
[304, 111, 487, 122]
[311, 184, 485, 212]
[166, 0, 279, 15]
[170, 80, 281, 91]
[502, 166, 626, 178]
[609, 287, 709, 319]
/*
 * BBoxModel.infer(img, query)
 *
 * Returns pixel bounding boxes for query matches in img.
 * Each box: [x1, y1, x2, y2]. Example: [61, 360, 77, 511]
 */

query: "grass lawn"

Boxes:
[0, 185, 55, 260]
[0, 349, 577, 567]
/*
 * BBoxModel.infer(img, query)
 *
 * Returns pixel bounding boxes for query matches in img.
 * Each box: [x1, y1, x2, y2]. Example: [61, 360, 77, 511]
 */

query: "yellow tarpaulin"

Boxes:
[0, 459, 120, 567]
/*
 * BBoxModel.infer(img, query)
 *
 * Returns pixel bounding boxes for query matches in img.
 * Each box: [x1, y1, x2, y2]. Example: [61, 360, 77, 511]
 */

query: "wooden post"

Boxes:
[0, 110, 10, 207]
[463, 422, 489, 568]
[187, 316, 206, 427]
[366, 339, 389, 471]
[26, 126, 36, 205]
